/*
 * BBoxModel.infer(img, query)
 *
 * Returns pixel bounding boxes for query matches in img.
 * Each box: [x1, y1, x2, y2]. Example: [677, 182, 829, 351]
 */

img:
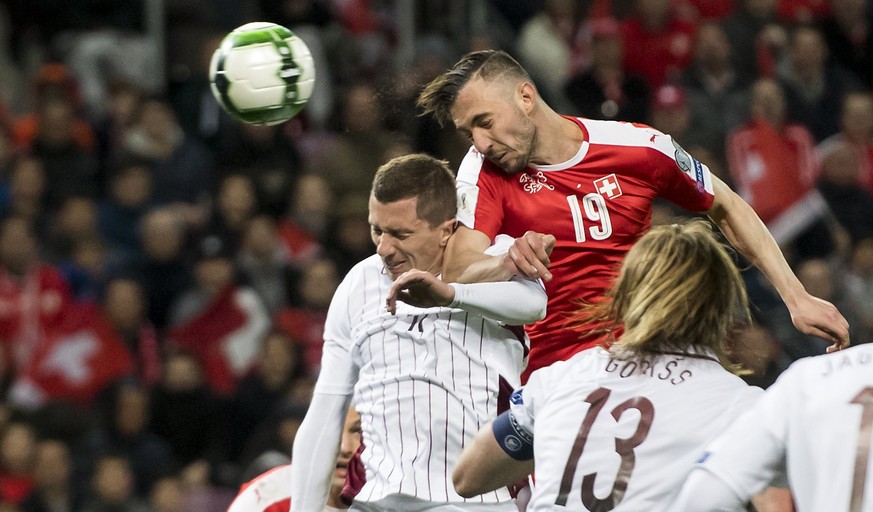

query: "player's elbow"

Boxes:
[452, 464, 481, 498]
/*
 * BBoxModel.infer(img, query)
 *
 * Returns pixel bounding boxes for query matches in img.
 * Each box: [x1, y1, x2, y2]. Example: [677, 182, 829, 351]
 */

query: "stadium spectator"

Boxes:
[515, 0, 583, 111]
[817, 141, 873, 245]
[121, 95, 214, 210]
[817, 91, 873, 194]
[228, 330, 304, 465]
[1, 156, 50, 240]
[721, 0, 787, 84]
[672, 343, 873, 510]
[125, 208, 192, 331]
[237, 214, 300, 314]
[564, 17, 650, 123]
[681, 21, 749, 160]
[278, 174, 329, 265]
[149, 351, 226, 489]
[77, 382, 175, 498]
[0, 420, 36, 507]
[417, 50, 849, 385]
[726, 78, 833, 258]
[102, 277, 162, 386]
[0, 216, 73, 374]
[620, 0, 697, 88]
[169, 233, 271, 395]
[453, 220, 767, 510]
[818, 0, 873, 87]
[274, 257, 341, 375]
[97, 157, 154, 266]
[290, 153, 546, 511]
[203, 173, 259, 254]
[648, 84, 691, 145]
[304, 82, 397, 202]
[81, 453, 150, 512]
[19, 91, 99, 210]
[148, 475, 186, 512]
[18, 438, 82, 512]
[846, 238, 873, 342]
[777, 24, 861, 142]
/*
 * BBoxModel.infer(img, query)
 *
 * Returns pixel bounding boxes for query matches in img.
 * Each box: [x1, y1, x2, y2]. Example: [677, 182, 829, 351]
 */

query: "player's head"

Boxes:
[418, 50, 539, 174]
[583, 220, 750, 369]
[331, 406, 362, 492]
[369, 153, 457, 280]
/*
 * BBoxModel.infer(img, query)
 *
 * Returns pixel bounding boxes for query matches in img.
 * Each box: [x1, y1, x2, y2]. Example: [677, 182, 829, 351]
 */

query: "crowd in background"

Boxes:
[0, 0, 870, 510]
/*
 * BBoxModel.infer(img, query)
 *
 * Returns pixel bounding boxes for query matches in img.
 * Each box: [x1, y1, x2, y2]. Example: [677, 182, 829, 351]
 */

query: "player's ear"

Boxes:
[439, 218, 456, 247]
[518, 82, 537, 114]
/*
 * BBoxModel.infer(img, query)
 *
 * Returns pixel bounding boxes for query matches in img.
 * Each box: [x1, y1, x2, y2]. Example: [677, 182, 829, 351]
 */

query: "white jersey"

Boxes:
[507, 346, 761, 511]
[316, 254, 530, 505]
[684, 343, 873, 511]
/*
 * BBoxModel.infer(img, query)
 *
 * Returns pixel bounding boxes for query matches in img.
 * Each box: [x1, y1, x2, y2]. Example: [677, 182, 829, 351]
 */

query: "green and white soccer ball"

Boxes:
[209, 22, 315, 126]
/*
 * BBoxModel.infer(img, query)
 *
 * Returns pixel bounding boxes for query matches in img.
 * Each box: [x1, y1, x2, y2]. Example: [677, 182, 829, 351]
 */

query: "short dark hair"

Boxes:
[371, 153, 456, 227]
[416, 50, 531, 127]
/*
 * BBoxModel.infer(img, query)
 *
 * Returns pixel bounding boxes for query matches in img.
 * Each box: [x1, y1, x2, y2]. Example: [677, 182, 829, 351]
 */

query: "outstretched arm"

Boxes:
[443, 226, 556, 284]
[386, 269, 547, 325]
[707, 175, 849, 351]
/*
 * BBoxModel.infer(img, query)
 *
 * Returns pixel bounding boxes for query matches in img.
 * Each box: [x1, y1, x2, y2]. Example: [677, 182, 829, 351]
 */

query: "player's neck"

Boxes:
[530, 111, 586, 166]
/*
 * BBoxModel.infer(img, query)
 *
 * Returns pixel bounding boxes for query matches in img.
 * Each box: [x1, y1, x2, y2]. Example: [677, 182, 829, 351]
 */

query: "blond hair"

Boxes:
[577, 220, 750, 372]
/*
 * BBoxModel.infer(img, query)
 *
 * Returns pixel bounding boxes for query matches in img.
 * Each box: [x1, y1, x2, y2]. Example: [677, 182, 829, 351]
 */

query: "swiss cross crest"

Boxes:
[519, 172, 555, 194]
[594, 174, 622, 199]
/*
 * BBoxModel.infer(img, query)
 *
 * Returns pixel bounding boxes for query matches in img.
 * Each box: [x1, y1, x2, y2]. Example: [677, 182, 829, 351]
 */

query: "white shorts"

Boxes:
[349, 494, 518, 512]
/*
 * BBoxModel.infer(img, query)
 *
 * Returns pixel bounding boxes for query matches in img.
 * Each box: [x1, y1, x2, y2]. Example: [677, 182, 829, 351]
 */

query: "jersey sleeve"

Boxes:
[313, 271, 358, 396]
[650, 132, 715, 213]
[455, 147, 505, 240]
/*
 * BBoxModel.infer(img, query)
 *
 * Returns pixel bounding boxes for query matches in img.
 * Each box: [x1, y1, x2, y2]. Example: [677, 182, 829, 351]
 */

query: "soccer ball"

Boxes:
[209, 22, 315, 126]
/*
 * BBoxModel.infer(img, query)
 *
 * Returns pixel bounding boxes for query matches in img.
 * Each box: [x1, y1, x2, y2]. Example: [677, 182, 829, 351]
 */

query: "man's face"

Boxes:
[332, 408, 362, 489]
[369, 195, 453, 281]
[450, 77, 537, 174]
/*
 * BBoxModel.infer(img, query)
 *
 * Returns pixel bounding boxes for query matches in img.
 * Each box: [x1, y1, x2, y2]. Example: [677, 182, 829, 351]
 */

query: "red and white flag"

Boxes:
[170, 286, 270, 394]
[9, 302, 134, 408]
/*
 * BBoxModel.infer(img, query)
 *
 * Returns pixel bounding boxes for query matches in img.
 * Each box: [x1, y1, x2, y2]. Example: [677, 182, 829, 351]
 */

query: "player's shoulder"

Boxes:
[578, 117, 681, 163]
[457, 146, 507, 182]
[784, 344, 873, 382]
[529, 346, 608, 387]
[340, 254, 386, 290]
[228, 464, 293, 512]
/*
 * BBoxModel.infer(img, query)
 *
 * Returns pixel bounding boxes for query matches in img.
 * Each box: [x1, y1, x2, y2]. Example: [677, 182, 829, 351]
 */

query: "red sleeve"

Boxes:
[653, 136, 715, 213]
[455, 148, 506, 241]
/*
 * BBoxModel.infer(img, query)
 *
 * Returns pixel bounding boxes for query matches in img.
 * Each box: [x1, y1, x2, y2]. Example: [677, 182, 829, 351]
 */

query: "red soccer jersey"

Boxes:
[456, 117, 715, 379]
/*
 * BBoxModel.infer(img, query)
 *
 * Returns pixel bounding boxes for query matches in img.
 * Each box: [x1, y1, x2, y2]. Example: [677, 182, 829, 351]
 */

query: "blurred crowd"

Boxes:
[0, 0, 869, 510]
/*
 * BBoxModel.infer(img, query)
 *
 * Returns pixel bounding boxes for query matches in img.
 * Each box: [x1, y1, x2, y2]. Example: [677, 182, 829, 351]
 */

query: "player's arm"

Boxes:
[706, 175, 849, 351]
[289, 392, 352, 512]
[443, 226, 556, 283]
[291, 273, 359, 512]
[453, 412, 535, 498]
[386, 269, 546, 325]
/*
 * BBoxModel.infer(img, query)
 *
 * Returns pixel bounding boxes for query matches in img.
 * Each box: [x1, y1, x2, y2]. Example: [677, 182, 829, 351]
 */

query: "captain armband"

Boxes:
[492, 411, 534, 461]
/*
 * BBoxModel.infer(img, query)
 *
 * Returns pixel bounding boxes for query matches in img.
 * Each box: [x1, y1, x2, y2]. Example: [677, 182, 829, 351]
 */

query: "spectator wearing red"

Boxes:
[817, 91, 873, 194]
[0, 216, 73, 374]
[726, 78, 832, 256]
[620, 0, 697, 88]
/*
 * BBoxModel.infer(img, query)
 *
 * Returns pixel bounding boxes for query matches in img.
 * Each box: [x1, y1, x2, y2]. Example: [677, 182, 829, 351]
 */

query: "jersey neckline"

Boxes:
[529, 117, 589, 172]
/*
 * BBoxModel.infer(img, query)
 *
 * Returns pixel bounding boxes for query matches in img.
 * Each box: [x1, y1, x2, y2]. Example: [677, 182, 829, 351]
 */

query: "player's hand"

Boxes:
[503, 231, 556, 281]
[788, 293, 850, 353]
[386, 269, 455, 314]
